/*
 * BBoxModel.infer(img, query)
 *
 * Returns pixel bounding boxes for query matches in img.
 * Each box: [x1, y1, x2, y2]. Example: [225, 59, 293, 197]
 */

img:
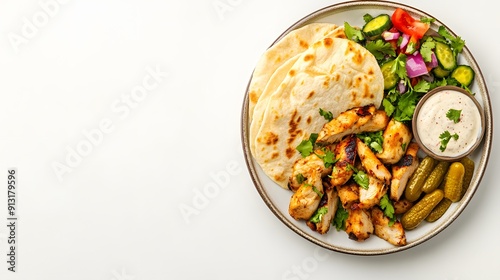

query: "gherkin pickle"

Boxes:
[405, 156, 437, 202]
[459, 157, 475, 199]
[422, 161, 450, 194]
[443, 162, 465, 202]
[401, 189, 444, 230]
[425, 198, 453, 223]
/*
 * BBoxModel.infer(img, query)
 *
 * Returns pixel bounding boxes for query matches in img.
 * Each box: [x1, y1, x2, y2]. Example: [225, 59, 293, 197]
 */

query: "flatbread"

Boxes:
[249, 26, 347, 156]
[248, 23, 341, 122]
[252, 36, 384, 189]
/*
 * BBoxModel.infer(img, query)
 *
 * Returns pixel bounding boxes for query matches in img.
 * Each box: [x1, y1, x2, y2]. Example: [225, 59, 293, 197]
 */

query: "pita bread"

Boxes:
[248, 23, 342, 122]
[249, 26, 347, 156]
[252, 36, 384, 189]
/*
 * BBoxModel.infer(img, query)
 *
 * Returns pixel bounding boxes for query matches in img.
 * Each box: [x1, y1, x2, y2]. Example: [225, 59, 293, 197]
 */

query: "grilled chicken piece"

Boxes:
[357, 175, 388, 209]
[289, 169, 324, 220]
[393, 198, 414, 215]
[356, 138, 391, 185]
[376, 119, 413, 164]
[288, 146, 335, 192]
[345, 208, 374, 241]
[316, 105, 389, 145]
[330, 135, 357, 187]
[372, 207, 407, 246]
[390, 142, 420, 201]
[336, 181, 359, 209]
[306, 186, 339, 234]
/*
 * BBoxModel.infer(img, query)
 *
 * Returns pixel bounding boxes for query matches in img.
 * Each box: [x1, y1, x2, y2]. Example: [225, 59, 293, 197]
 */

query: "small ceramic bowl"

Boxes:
[412, 86, 485, 161]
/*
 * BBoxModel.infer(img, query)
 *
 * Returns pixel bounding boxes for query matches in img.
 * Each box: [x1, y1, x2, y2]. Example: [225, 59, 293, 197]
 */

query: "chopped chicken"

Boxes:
[357, 175, 387, 209]
[393, 198, 414, 215]
[372, 207, 407, 246]
[345, 208, 374, 241]
[390, 142, 420, 201]
[316, 105, 389, 145]
[288, 146, 335, 192]
[376, 119, 413, 164]
[330, 135, 357, 187]
[306, 186, 339, 234]
[356, 138, 391, 185]
[289, 169, 324, 220]
[336, 181, 359, 209]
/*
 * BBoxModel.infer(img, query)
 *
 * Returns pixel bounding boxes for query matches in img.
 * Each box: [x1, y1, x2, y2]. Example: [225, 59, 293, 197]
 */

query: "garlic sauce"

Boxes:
[416, 88, 482, 157]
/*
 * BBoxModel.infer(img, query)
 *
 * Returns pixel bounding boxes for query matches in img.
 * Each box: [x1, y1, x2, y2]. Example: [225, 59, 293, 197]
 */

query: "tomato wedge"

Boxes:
[391, 8, 430, 39]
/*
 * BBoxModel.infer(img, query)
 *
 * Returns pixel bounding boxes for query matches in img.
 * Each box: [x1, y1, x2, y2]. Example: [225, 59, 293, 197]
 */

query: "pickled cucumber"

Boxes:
[405, 156, 437, 202]
[425, 198, 453, 222]
[401, 189, 444, 230]
[422, 161, 450, 194]
[443, 162, 465, 202]
[460, 157, 475, 199]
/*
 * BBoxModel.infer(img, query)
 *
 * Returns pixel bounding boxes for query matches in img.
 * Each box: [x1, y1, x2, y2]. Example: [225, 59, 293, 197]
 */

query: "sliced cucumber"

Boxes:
[434, 41, 456, 71]
[380, 60, 398, 90]
[451, 65, 475, 87]
[432, 65, 451, 79]
[362, 14, 392, 40]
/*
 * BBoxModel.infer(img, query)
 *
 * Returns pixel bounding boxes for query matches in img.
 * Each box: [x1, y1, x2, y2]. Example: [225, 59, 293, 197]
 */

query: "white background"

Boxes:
[0, 0, 498, 279]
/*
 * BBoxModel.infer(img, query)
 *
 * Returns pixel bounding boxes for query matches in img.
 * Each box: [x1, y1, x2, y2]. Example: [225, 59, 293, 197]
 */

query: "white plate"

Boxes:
[241, 0, 492, 255]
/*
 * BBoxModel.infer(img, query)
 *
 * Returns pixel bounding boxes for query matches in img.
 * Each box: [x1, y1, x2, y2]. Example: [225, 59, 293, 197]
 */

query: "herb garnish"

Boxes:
[319, 108, 333, 121]
[365, 39, 396, 61]
[296, 173, 306, 185]
[309, 206, 328, 223]
[439, 130, 459, 152]
[333, 202, 348, 231]
[344, 22, 364, 42]
[296, 133, 318, 157]
[446, 108, 462, 123]
[437, 26, 465, 56]
[380, 194, 396, 226]
[314, 148, 337, 168]
[347, 164, 369, 190]
[357, 131, 384, 153]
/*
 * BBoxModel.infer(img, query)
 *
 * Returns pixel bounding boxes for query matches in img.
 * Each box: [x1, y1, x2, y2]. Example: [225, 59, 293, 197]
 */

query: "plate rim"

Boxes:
[240, 0, 493, 255]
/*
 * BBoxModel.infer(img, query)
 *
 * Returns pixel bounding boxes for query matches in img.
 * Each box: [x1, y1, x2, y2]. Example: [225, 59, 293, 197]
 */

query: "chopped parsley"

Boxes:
[439, 130, 459, 152]
[420, 17, 435, 24]
[357, 131, 384, 154]
[348, 165, 369, 189]
[296, 173, 306, 185]
[363, 13, 374, 23]
[419, 37, 436, 63]
[401, 142, 407, 151]
[296, 133, 318, 157]
[365, 39, 396, 61]
[302, 183, 323, 198]
[333, 201, 349, 231]
[437, 26, 465, 56]
[390, 90, 422, 122]
[413, 79, 431, 93]
[344, 22, 364, 43]
[353, 170, 369, 190]
[446, 108, 462, 123]
[391, 53, 408, 80]
[309, 206, 328, 223]
[319, 108, 334, 121]
[380, 194, 396, 226]
[311, 185, 323, 198]
[314, 148, 337, 168]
